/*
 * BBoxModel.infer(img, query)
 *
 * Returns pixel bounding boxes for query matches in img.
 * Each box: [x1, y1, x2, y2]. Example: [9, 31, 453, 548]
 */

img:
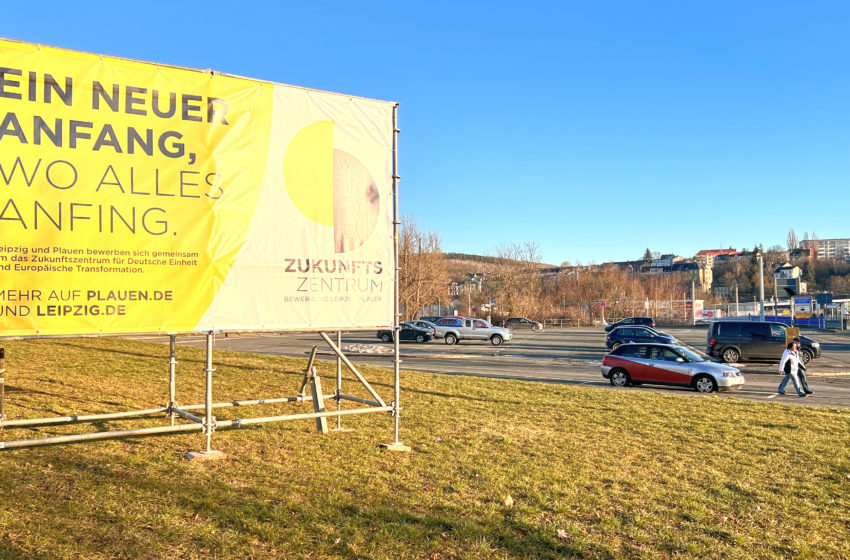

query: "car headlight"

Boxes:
[722, 371, 740, 377]
[810, 342, 820, 348]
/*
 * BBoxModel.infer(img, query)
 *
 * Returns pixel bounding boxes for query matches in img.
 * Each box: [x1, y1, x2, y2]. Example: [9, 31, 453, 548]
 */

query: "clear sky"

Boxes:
[3, 1, 848, 265]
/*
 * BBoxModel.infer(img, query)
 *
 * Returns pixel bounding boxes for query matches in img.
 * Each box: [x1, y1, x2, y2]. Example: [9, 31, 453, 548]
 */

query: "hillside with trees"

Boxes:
[399, 219, 850, 324]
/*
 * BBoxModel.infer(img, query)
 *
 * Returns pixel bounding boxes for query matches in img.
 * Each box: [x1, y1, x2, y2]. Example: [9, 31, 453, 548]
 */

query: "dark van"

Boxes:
[706, 320, 822, 364]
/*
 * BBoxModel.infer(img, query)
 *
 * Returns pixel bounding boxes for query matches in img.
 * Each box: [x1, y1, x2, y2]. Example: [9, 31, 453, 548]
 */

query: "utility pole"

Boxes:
[691, 281, 696, 325]
[757, 249, 765, 321]
[733, 280, 739, 317]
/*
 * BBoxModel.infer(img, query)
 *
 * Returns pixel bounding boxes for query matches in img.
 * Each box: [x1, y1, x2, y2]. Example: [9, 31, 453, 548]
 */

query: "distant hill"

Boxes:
[444, 252, 555, 281]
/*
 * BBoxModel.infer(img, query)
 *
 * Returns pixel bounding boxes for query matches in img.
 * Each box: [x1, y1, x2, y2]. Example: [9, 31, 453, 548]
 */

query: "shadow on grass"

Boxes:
[13, 450, 599, 559]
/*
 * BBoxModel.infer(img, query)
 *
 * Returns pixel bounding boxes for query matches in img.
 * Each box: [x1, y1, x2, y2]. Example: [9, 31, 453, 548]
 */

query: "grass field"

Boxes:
[0, 336, 848, 559]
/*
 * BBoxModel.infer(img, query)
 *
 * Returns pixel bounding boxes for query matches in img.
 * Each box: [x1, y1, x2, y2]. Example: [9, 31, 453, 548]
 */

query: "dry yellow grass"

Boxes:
[0, 336, 849, 559]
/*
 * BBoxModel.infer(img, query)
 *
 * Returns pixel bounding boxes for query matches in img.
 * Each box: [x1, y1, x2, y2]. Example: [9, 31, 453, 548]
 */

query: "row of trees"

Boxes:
[399, 218, 704, 323]
[399, 219, 850, 324]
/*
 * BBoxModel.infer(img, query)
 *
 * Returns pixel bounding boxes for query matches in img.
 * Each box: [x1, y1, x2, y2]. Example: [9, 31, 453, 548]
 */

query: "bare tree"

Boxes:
[398, 214, 448, 320]
[486, 242, 543, 318]
[787, 228, 798, 251]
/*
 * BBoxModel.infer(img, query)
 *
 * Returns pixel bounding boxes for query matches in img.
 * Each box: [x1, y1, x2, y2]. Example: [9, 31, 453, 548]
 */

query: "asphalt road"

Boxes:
[135, 326, 850, 409]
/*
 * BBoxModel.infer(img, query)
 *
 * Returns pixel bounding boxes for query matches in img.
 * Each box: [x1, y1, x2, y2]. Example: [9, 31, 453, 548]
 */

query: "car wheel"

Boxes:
[800, 349, 812, 364]
[611, 341, 622, 349]
[694, 374, 717, 393]
[721, 347, 740, 363]
[609, 368, 630, 387]
[490, 334, 503, 346]
[445, 334, 457, 345]
[380, 333, 391, 343]
[416, 334, 425, 343]
[531, 325, 540, 332]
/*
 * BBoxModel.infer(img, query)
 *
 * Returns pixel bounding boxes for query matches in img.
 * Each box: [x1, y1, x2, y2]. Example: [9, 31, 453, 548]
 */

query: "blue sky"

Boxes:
[3, 1, 848, 265]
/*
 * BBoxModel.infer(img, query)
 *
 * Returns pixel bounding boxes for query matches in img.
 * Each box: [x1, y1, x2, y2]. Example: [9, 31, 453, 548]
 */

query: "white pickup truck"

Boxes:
[432, 316, 513, 346]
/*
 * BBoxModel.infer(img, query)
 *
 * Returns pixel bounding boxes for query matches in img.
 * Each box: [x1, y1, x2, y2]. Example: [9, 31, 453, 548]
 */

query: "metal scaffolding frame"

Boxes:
[0, 331, 395, 452]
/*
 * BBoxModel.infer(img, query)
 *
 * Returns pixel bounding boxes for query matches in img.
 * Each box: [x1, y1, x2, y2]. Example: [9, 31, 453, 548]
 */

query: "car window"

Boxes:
[474, 320, 487, 328]
[660, 349, 681, 361]
[746, 323, 771, 337]
[677, 347, 705, 362]
[617, 345, 644, 357]
[646, 347, 679, 361]
[717, 323, 741, 336]
[770, 324, 785, 337]
[617, 328, 634, 336]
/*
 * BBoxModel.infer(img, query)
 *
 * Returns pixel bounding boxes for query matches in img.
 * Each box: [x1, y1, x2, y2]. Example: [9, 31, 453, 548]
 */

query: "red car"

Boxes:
[601, 343, 744, 393]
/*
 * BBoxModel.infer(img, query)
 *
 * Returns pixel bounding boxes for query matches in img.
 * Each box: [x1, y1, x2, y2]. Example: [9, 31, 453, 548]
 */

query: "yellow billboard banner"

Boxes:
[0, 39, 396, 336]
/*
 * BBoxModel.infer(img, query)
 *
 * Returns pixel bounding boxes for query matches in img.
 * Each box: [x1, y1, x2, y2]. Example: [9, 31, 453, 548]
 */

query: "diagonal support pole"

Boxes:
[310, 373, 328, 434]
[318, 332, 386, 407]
[298, 345, 318, 397]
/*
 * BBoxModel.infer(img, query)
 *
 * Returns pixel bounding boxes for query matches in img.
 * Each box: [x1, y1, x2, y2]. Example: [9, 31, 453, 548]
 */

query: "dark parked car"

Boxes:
[606, 325, 676, 349]
[706, 320, 821, 364]
[406, 320, 440, 338]
[604, 316, 656, 332]
[418, 316, 443, 324]
[602, 343, 744, 393]
[504, 317, 543, 331]
[376, 323, 433, 344]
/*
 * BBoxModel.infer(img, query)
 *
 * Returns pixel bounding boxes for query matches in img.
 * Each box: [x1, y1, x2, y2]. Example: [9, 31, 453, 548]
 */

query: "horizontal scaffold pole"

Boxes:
[0, 406, 169, 429]
[0, 422, 203, 451]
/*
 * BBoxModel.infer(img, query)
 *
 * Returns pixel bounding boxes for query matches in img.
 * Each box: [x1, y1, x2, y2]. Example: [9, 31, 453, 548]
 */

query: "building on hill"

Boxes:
[640, 254, 683, 274]
[694, 248, 741, 270]
[774, 263, 807, 295]
[800, 238, 850, 260]
[610, 260, 645, 272]
[714, 252, 745, 264]
[789, 247, 813, 262]
[449, 273, 484, 296]
[640, 256, 712, 292]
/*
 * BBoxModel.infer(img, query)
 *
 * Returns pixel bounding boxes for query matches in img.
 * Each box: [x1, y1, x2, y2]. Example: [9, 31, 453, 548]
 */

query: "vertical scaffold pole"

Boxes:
[168, 335, 177, 426]
[184, 333, 225, 461]
[204, 332, 214, 453]
[335, 330, 343, 430]
[384, 103, 410, 452]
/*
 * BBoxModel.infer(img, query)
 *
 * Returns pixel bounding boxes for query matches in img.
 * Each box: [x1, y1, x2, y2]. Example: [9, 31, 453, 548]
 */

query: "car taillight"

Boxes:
[709, 338, 715, 345]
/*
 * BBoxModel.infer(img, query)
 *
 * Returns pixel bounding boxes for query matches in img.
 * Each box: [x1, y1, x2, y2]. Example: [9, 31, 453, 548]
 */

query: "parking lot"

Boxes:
[141, 326, 850, 408]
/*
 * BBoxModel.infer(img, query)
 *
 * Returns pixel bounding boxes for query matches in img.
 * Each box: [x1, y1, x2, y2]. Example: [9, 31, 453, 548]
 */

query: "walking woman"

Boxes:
[778, 339, 807, 397]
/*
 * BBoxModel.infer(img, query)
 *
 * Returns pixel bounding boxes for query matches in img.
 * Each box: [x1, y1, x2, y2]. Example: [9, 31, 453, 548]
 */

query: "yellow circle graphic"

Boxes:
[284, 121, 380, 253]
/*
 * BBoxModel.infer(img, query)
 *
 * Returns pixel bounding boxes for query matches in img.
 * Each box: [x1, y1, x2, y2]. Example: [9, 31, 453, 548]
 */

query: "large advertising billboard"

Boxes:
[0, 39, 396, 336]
